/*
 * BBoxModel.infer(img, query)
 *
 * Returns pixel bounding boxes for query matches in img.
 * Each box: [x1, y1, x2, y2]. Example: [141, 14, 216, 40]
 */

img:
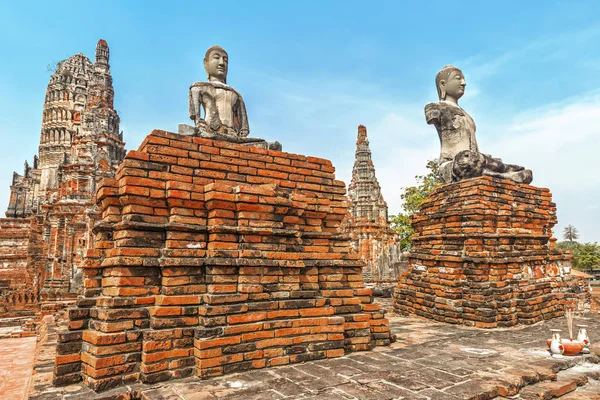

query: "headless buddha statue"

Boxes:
[188, 45, 249, 137]
[425, 65, 533, 184]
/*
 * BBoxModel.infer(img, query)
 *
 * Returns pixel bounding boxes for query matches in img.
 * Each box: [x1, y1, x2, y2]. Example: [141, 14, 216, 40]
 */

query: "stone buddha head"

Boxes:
[204, 45, 228, 84]
[435, 65, 466, 102]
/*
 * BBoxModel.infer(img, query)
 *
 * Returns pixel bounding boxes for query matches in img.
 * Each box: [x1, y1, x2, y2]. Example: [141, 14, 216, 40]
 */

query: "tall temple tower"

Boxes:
[1, 40, 125, 313]
[346, 125, 399, 281]
[6, 39, 125, 218]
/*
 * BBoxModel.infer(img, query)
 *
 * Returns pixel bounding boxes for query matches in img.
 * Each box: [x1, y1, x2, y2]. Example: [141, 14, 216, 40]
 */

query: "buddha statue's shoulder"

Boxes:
[190, 81, 215, 89]
[189, 81, 231, 90]
[425, 102, 442, 124]
[190, 81, 241, 97]
[425, 101, 468, 125]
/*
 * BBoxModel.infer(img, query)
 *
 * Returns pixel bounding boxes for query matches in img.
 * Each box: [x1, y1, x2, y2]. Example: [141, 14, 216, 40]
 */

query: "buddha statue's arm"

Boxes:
[189, 85, 203, 124]
[237, 94, 249, 137]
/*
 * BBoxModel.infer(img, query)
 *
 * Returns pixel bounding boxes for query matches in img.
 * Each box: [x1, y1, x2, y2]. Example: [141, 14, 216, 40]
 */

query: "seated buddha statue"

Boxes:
[425, 65, 532, 184]
[188, 45, 249, 137]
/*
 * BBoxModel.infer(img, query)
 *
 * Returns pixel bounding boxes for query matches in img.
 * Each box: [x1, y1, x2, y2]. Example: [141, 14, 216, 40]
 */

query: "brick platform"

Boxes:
[394, 176, 590, 328]
[28, 311, 600, 399]
[53, 130, 392, 391]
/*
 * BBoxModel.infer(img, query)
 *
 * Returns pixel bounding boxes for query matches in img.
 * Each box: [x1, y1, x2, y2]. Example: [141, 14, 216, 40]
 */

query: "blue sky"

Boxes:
[1, 1, 599, 242]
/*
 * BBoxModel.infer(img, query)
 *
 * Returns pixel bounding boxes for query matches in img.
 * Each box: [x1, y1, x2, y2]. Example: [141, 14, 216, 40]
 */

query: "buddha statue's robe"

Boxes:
[189, 81, 249, 137]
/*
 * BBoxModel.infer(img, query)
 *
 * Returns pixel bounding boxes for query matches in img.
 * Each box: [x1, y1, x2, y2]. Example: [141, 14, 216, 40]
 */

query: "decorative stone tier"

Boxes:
[393, 176, 590, 328]
[54, 130, 393, 391]
[346, 125, 399, 283]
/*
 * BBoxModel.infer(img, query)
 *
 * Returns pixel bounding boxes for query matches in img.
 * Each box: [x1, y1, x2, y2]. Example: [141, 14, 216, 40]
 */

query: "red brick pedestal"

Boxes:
[53, 130, 392, 391]
[393, 176, 590, 328]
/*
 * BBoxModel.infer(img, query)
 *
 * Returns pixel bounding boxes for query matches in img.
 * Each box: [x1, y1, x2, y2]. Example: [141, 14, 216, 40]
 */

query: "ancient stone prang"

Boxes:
[54, 130, 393, 390]
[426, 65, 532, 184]
[394, 176, 590, 328]
[7, 40, 125, 218]
[345, 125, 401, 282]
[1, 40, 125, 316]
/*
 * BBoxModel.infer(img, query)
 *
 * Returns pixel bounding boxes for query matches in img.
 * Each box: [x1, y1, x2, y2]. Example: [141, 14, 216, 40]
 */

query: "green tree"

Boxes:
[390, 160, 442, 251]
[556, 241, 578, 252]
[572, 242, 600, 270]
[563, 224, 580, 243]
[556, 241, 600, 270]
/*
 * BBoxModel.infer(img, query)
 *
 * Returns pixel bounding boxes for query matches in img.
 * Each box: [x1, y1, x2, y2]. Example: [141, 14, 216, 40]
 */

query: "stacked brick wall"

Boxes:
[54, 130, 393, 391]
[394, 177, 590, 328]
[0, 218, 39, 317]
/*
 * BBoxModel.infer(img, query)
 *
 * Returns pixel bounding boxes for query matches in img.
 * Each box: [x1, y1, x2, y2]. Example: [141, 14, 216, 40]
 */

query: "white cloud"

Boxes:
[487, 91, 600, 190]
[483, 92, 600, 242]
[458, 24, 600, 82]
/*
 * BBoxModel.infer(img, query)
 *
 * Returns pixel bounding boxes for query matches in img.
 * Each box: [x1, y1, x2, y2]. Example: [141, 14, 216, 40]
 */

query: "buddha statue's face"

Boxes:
[204, 48, 228, 83]
[441, 70, 466, 101]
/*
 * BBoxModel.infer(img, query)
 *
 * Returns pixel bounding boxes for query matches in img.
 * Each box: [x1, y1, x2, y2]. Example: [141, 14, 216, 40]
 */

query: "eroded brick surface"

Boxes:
[0, 218, 38, 317]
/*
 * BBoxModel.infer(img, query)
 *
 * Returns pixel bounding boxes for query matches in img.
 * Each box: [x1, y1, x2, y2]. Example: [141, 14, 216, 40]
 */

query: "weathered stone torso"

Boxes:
[202, 82, 239, 131]
[190, 82, 246, 137]
[425, 101, 478, 163]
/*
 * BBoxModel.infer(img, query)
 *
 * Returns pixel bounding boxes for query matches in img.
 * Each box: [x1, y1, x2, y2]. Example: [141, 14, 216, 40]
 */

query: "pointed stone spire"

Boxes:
[348, 125, 387, 224]
[94, 39, 110, 72]
[345, 125, 399, 281]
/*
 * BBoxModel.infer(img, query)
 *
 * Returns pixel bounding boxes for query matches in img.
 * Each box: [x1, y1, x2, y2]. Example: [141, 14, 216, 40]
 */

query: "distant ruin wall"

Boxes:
[0, 218, 39, 317]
